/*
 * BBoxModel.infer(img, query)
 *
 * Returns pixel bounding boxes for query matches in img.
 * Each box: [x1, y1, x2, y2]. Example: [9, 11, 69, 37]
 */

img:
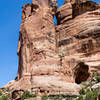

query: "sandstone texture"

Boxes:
[4, 0, 100, 98]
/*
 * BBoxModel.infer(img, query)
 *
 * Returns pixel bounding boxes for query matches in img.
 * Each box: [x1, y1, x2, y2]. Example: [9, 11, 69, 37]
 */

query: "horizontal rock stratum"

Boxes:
[4, 0, 100, 98]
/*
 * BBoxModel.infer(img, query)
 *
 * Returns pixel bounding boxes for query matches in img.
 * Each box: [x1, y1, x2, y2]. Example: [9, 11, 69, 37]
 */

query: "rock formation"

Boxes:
[4, 0, 100, 98]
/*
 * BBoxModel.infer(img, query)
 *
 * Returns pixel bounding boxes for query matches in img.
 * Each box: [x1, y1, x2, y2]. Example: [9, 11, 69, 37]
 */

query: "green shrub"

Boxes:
[20, 91, 36, 100]
[65, 97, 73, 100]
[96, 76, 100, 82]
[96, 73, 100, 76]
[85, 90, 98, 100]
[86, 88, 91, 94]
[79, 88, 85, 95]
[69, 97, 73, 100]
[85, 91, 93, 100]
[92, 72, 100, 83]
[49, 95, 63, 100]
[31, 94, 36, 98]
[49, 96, 54, 100]
[0, 95, 8, 100]
[58, 53, 64, 59]
[92, 72, 96, 77]
[41, 95, 48, 100]
[0, 90, 2, 96]
[55, 95, 63, 100]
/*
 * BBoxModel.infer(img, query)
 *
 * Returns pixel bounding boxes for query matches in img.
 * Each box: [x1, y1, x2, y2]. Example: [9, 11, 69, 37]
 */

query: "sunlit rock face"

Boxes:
[56, 0, 100, 73]
[14, 0, 76, 95]
[17, 1, 57, 80]
[5, 0, 100, 96]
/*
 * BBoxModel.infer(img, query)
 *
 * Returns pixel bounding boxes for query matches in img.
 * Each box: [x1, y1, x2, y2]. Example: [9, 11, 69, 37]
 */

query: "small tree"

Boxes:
[58, 53, 64, 66]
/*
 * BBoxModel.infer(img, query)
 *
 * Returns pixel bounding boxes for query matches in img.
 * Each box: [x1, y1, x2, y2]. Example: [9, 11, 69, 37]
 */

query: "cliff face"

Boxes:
[56, 0, 100, 73]
[5, 0, 100, 97]
[17, 0, 57, 80]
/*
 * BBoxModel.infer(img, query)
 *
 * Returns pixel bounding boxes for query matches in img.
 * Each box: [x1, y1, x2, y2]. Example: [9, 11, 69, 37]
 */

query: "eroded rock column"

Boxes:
[17, 0, 57, 80]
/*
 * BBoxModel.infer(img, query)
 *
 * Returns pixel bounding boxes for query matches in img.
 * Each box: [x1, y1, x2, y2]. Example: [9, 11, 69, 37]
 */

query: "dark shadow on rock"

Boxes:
[74, 61, 90, 84]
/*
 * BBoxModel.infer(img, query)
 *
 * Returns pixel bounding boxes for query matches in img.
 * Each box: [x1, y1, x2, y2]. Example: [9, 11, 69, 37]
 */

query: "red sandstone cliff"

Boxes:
[4, 0, 100, 98]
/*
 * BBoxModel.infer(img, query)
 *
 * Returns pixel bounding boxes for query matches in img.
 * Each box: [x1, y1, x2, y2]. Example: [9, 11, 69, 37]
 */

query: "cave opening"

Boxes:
[74, 62, 90, 84]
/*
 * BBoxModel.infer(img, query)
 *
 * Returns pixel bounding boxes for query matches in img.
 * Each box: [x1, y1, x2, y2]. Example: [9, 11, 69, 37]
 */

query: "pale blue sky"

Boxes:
[0, 0, 99, 87]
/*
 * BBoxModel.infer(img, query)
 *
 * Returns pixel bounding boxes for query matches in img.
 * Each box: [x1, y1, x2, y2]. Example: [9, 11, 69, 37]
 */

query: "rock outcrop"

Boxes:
[56, 0, 100, 73]
[4, 0, 100, 97]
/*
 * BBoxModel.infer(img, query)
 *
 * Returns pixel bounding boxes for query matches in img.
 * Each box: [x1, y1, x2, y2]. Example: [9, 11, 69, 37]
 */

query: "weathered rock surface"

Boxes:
[56, 0, 100, 73]
[4, 0, 100, 97]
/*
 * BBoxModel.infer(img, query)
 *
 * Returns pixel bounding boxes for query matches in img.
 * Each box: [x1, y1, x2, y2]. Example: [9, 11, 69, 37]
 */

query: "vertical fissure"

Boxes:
[53, 0, 66, 25]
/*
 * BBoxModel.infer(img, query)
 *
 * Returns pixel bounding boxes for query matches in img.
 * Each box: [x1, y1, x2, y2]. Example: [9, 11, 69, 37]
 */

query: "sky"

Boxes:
[0, 0, 100, 88]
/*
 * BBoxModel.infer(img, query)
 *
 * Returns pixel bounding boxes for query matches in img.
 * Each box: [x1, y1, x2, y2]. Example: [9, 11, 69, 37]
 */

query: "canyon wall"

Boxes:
[5, 0, 100, 97]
